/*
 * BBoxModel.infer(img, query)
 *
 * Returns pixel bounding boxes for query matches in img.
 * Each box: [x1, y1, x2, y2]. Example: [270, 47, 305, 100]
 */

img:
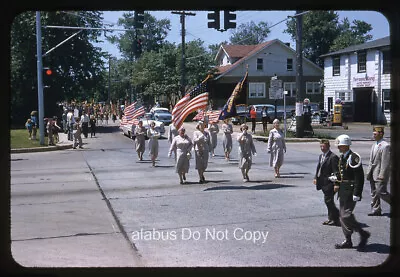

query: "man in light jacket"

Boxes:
[366, 126, 391, 216]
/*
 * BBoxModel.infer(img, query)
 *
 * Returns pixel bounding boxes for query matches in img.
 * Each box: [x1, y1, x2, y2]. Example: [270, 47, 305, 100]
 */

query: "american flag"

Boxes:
[172, 80, 209, 129]
[193, 110, 221, 123]
[127, 106, 145, 123]
[206, 110, 222, 123]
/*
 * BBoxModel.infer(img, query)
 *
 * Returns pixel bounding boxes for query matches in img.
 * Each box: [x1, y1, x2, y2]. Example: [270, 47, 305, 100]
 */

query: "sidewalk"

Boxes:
[10, 132, 73, 154]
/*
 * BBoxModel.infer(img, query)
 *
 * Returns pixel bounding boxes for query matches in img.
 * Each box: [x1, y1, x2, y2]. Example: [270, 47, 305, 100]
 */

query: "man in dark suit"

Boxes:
[329, 134, 370, 250]
[313, 139, 340, 226]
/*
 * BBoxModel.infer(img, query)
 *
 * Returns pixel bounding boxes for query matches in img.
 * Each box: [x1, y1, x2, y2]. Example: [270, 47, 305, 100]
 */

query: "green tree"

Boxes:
[284, 11, 372, 67]
[106, 11, 171, 61]
[11, 11, 108, 125]
[229, 21, 271, 45]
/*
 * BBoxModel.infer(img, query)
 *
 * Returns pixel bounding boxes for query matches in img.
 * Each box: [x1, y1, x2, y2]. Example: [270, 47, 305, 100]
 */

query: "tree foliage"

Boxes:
[229, 21, 271, 45]
[284, 11, 373, 67]
[11, 11, 108, 125]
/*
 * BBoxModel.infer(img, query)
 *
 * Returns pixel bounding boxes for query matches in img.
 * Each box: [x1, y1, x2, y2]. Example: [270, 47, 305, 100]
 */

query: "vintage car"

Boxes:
[152, 108, 172, 126]
[121, 113, 165, 139]
[231, 104, 276, 124]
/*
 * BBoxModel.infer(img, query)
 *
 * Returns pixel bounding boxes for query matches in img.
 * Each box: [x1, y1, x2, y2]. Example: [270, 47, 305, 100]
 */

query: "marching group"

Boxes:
[131, 118, 287, 184]
[131, 117, 391, 250]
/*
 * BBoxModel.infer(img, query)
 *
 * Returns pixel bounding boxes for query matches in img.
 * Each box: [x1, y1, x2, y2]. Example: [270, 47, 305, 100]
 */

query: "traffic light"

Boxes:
[134, 38, 142, 58]
[134, 10, 145, 29]
[207, 11, 220, 30]
[224, 10, 236, 30]
[43, 66, 53, 88]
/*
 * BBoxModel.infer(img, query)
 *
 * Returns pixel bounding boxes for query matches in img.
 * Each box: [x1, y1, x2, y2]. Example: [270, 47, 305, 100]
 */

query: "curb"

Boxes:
[11, 143, 73, 154]
[253, 136, 320, 143]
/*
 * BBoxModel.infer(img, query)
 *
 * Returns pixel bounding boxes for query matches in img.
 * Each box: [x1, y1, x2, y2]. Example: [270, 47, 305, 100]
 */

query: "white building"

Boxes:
[320, 36, 391, 124]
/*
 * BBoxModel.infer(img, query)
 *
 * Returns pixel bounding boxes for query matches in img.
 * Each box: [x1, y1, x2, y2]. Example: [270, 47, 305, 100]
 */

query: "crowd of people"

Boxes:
[131, 116, 391, 250]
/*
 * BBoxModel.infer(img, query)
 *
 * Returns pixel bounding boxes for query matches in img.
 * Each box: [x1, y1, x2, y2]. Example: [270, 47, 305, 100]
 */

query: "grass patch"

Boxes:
[10, 129, 49, 149]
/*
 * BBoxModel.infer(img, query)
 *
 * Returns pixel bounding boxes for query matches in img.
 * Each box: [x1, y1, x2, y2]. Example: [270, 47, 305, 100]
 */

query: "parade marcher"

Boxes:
[366, 126, 391, 216]
[192, 121, 212, 183]
[250, 105, 257, 133]
[261, 106, 269, 133]
[72, 117, 83, 149]
[222, 118, 233, 161]
[25, 118, 33, 139]
[30, 111, 38, 140]
[89, 114, 96, 138]
[328, 134, 370, 249]
[80, 111, 90, 138]
[208, 120, 219, 157]
[267, 119, 286, 178]
[134, 120, 147, 161]
[147, 121, 161, 167]
[168, 124, 179, 160]
[313, 139, 340, 226]
[168, 126, 193, 184]
[237, 124, 257, 182]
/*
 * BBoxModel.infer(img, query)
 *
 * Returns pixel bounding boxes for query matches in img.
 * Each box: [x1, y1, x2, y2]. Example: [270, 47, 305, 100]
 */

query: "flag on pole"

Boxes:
[192, 110, 205, 121]
[206, 110, 222, 123]
[219, 70, 248, 120]
[127, 105, 146, 123]
[172, 76, 210, 130]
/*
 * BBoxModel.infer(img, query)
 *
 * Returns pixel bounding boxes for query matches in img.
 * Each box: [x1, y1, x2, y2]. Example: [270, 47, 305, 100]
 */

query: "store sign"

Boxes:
[353, 76, 375, 87]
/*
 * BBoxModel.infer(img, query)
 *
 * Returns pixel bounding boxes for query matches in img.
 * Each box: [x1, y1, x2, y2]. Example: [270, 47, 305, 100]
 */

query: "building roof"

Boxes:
[320, 36, 390, 58]
[214, 39, 322, 79]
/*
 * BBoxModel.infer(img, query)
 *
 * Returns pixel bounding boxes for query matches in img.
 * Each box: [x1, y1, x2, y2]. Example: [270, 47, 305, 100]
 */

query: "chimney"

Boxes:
[285, 43, 290, 47]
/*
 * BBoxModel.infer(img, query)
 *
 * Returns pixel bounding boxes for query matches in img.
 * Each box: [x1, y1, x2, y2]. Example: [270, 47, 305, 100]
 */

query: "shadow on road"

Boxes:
[204, 183, 296, 191]
[356, 243, 391, 254]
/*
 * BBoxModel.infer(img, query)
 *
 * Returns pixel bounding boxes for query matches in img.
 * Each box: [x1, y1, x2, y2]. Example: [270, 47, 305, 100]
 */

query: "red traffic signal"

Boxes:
[45, 69, 52, 76]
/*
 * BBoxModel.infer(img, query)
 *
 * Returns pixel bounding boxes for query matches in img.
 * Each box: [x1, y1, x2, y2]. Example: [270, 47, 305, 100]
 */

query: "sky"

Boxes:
[96, 10, 390, 59]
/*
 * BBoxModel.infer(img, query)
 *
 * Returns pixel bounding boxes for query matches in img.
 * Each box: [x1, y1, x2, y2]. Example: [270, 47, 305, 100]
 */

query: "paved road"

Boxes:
[10, 121, 392, 268]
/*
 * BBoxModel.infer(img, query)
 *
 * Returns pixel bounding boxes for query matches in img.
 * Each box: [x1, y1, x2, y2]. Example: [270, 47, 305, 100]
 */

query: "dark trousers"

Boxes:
[339, 199, 364, 240]
[323, 189, 340, 222]
[68, 123, 74, 141]
[251, 118, 256, 133]
[262, 117, 268, 133]
[90, 125, 96, 137]
[82, 122, 89, 138]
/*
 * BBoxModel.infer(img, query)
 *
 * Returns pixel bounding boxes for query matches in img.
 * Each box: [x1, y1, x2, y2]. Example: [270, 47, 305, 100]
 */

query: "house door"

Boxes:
[353, 88, 373, 122]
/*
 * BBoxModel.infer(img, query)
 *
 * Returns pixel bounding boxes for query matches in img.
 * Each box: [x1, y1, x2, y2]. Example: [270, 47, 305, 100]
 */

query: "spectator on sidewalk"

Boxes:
[51, 116, 62, 144]
[30, 111, 38, 140]
[313, 139, 340, 226]
[80, 111, 90, 138]
[25, 118, 33, 139]
[89, 114, 96, 138]
[366, 126, 391, 216]
[261, 106, 269, 133]
[46, 118, 55, 146]
[250, 105, 257, 133]
[67, 109, 75, 141]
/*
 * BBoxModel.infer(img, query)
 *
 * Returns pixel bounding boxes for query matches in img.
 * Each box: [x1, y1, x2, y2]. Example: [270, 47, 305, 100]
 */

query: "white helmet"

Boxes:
[335, 134, 352, 146]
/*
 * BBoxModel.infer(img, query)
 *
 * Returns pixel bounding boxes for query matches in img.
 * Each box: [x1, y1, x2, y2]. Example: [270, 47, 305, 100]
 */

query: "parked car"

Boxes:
[121, 113, 165, 139]
[152, 108, 172, 126]
[232, 104, 276, 124]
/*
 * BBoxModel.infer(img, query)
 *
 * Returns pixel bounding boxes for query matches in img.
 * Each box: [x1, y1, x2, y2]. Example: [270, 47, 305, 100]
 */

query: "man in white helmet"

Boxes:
[328, 134, 370, 249]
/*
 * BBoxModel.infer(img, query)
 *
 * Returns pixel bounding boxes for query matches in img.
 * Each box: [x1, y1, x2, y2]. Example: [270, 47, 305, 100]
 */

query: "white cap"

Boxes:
[335, 134, 351, 146]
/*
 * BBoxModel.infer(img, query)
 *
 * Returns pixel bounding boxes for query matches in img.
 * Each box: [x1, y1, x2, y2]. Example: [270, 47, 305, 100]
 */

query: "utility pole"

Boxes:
[295, 10, 304, 138]
[108, 56, 111, 104]
[35, 12, 45, 145]
[172, 11, 196, 97]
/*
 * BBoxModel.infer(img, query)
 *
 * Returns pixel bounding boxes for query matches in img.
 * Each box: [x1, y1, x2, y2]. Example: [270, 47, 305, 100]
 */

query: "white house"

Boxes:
[320, 36, 391, 124]
[211, 39, 323, 108]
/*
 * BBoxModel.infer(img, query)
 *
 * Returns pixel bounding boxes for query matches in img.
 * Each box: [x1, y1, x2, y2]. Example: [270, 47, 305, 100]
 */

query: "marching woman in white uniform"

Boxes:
[222, 118, 233, 161]
[168, 126, 193, 184]
[192, 121, 212, 183]
[168, 123, 179, 160]
[237, 124, 257, 182]
[267, 119, 286, 178]
[208, 121, 219, 157]
[134, 120, 146, 161]
[147, 121, 161, 167]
